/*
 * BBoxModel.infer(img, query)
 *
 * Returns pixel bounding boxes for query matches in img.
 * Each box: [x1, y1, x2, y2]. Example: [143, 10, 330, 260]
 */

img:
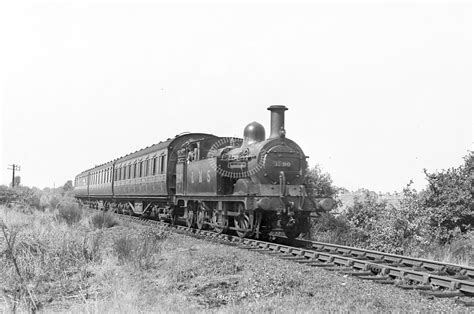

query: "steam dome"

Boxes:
[243, 121, 265, 145]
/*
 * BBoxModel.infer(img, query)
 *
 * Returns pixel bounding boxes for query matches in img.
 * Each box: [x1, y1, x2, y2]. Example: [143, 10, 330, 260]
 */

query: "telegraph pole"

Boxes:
[7, 164, 20, 188]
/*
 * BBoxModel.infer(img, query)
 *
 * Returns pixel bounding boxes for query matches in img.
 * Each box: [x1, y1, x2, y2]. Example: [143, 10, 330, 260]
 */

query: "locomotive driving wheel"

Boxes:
[211, 210, 228, 234]
[234, 203, 253, 238]
[196, 203, 207, 230]
[185, 206, 195, 228]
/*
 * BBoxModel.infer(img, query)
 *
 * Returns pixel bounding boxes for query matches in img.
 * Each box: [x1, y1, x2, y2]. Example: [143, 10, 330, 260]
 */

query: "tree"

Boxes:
[63, 180, 74, 192]
[418, 152, 473, 243]
[305, 164, 339, 197]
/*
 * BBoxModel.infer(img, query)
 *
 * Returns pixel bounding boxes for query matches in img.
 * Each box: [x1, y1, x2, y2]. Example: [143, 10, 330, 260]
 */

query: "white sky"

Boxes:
[0, 1, 472, 192]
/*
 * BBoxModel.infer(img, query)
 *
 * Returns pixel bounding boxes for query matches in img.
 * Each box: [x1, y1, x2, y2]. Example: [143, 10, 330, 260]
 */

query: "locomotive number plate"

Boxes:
[273, 161, 292, 167]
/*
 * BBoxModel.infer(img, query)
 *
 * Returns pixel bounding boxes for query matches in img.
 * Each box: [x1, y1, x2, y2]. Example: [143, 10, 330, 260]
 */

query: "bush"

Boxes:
[49, 195, 61, 209]
[305, 164, 339, 198]
[56, 202, 83, 226]
[0, 185, 18, 204]
[90, 212, 119, 229]
[417, 153, 473, 243]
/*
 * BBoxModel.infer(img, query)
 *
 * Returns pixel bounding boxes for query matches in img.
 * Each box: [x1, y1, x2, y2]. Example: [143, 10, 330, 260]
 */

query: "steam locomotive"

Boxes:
[74, 106, 334, 239]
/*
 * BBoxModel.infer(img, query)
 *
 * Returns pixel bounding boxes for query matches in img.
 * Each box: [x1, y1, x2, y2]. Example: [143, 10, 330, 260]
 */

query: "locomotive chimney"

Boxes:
[267, 105, 288, 139]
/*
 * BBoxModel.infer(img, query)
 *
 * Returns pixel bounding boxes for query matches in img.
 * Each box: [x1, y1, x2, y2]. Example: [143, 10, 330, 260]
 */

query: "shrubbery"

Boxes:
[0, 182, 76, 212]
[56, 201, 83, 225]
[310, 152, 473, 264]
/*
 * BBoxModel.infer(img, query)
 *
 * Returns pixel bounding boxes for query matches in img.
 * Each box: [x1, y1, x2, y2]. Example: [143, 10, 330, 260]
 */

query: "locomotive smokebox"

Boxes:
[268, 105, 288, 139]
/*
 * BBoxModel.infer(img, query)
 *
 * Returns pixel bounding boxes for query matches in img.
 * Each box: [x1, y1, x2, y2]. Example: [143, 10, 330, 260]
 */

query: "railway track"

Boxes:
[99, 210, 474, 307]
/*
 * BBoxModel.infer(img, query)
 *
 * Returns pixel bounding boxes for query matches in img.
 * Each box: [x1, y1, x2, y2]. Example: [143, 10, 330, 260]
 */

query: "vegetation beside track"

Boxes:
[0, 203, 468, 312]
[308, 152, 473, 265]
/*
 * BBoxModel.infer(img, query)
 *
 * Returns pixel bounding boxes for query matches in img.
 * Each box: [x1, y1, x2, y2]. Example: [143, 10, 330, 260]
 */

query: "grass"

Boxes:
[404, 233, 474, 266]
[0, 204, 469, 312]
[56, 201, 83, 225]
[90, 212, 120, 229]
[0, 207, 100, 311]
[113, 229, 167, 269]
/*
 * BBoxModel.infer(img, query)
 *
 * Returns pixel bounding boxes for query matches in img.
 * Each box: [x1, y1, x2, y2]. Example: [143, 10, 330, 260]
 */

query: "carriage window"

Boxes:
[159, 155, 166, 174]
[152, 157, 157, 175]
[145, 159, 149, 176]
[138, 162, 143, 177]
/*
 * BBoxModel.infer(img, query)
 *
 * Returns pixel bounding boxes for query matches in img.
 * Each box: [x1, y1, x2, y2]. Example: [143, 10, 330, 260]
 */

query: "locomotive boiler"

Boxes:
[74, 105, 334, 239]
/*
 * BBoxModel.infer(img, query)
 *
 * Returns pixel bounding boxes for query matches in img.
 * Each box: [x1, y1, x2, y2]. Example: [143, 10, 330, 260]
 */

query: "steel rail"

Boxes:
[283, 238, 474, 278]
[98, 211, 474, 305]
